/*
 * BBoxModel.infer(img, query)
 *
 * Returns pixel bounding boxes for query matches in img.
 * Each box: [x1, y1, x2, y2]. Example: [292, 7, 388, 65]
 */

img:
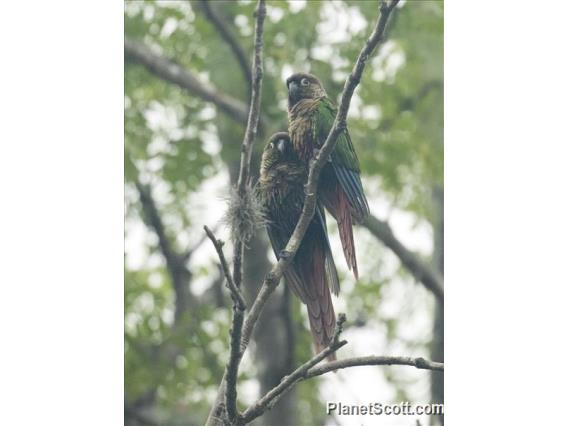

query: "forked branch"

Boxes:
[204, 225, 247, 310]
[240, 315, 348, 423]
[208, 1, 267, 425]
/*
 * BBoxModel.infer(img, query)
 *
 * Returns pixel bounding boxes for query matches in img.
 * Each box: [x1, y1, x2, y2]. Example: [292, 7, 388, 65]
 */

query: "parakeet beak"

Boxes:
[288, 80, 299, 97]
[277, 139, 287, 154]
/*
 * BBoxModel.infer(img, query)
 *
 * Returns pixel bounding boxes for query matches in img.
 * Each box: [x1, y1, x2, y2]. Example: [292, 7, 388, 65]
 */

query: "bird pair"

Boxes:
[256, 72, 370, 360]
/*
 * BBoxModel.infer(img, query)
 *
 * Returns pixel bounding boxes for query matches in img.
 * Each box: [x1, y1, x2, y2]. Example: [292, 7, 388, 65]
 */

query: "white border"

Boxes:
[0, 1, 123, 424]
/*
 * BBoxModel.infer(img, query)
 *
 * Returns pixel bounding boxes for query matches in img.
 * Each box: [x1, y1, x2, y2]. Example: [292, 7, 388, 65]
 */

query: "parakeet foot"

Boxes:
[279, 250, 293, 260]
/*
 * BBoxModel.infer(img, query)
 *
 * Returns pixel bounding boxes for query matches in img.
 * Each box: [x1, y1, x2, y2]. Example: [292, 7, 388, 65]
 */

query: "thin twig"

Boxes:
[204, 225, 247, 310]
[240, 315, 348, 423]
[305, 355, 444, 378]
[183, 221, 221, 262]
[235, 5, 266, 197]
[224, 1, 267, 424]
[241, 355, 443, 424]
[241, 313, 443, 423]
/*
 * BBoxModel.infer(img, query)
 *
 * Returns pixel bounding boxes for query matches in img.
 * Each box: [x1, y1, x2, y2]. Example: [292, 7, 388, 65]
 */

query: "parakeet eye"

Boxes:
[300, 78, 309, 86]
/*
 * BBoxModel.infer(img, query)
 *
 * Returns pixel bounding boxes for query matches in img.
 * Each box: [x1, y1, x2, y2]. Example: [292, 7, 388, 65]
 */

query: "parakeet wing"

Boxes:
[315, 98, 370, 221]
[266, 201, 339, 298]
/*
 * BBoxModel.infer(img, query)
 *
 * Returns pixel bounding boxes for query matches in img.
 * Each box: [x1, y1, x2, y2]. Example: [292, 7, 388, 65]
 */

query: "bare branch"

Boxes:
[135, 180, 193, 324]
[182, 221, 221, 262]
[132, 180, 196, 414]
[240, 312, 442, 423]
[225, 1, 267, 424]
[225, 308, 244, 424]
[240, 315, 348, 423]
[242, 353, 442, 423]
[363, 214, 444, 302]
[305, 355, 444, 378]
[204, 225, 247, 310]
[125, 38, 250, 123]
[198, 0, 252, 87]
[240, 313, 444, 423]
[235, 8, 266, 197]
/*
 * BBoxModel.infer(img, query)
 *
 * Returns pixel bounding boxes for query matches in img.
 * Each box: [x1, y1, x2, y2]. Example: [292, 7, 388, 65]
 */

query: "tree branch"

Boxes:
[363, 213, 444, 302]
[242, 355, 443, 423]
[135, 180, 194, 324]
[235, 6, 266, 199]
[305, 355, 444, 378]
[198, 0, 252, 88]
[132, 179, 197, 417]
[240, 315, 348, 424]
[125, 38, 250, 123]
[240, 315, 444, 424]
[182, 221, 220, 263]
[225, 1, 267, 424]
[204, 225, 247, 310]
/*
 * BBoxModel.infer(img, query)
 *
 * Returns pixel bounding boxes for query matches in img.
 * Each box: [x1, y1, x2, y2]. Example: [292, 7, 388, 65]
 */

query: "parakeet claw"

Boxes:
[279, 250, 293, 259]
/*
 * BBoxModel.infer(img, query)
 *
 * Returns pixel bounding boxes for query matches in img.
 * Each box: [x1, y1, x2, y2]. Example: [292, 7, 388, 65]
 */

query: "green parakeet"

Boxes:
[256, 132, 339, 359]
[286, 72, 370, 280]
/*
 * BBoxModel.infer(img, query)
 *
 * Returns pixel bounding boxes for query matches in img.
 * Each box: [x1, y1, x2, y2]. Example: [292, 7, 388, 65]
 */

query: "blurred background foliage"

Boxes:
[125, 1, 443, 425]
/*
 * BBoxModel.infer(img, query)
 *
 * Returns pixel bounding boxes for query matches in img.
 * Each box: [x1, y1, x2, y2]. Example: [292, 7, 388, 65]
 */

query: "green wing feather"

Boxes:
[314, 97, 370, 221]
[315, 98, 361, 172]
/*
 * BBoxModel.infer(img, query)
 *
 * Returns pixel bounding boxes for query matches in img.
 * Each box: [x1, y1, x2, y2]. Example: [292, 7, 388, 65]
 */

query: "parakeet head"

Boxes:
[260, 132, 294, 174]
[261, 132, 293, 171]
[286, 72, 327, 107]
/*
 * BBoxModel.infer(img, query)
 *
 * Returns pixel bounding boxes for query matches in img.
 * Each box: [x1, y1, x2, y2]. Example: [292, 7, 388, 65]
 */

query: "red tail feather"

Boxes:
[300, 241, 337, 362]
[320, 178, 359, 280]
[337, 189, 359, 280]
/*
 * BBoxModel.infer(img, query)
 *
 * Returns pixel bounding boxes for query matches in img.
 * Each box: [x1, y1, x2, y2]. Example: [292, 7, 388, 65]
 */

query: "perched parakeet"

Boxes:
[286, 72, 370, 280]
[257, 132, 339, 359]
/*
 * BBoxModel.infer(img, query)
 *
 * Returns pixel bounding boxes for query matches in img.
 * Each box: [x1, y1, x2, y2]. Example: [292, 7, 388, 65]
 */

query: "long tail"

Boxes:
[299, 239, 337, 361]
[320, 176, 359, 280]
[336, 188, 358, 280]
